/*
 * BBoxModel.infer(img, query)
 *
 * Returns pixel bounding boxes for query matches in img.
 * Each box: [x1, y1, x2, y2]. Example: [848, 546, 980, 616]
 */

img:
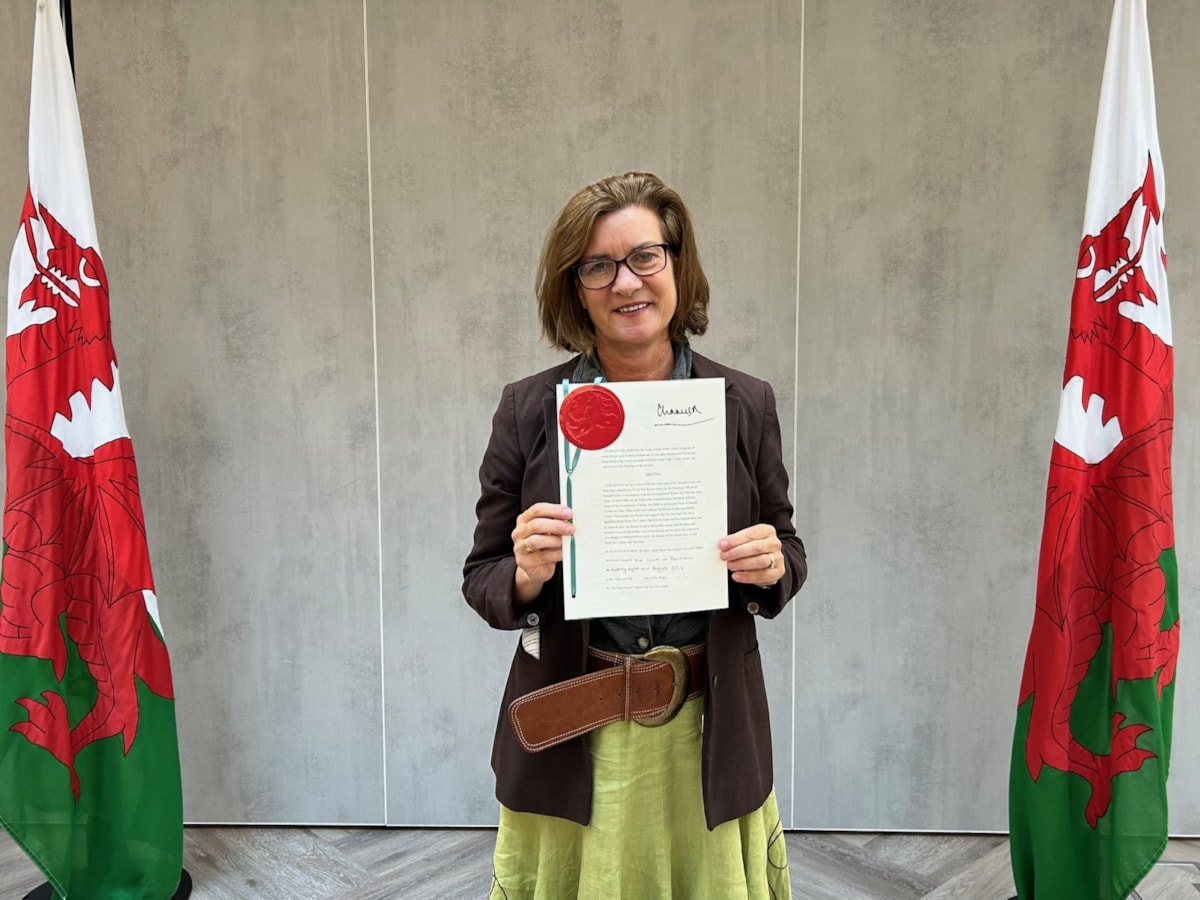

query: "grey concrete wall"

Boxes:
[797, 0, 1200, 831]
[2, 1, 385, 825]
[0, 0, 1196, 832]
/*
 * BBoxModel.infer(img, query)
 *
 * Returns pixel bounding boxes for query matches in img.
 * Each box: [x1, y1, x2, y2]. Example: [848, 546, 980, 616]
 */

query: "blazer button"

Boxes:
[746, 601, 761, 615]
[526, 613, 540, 627]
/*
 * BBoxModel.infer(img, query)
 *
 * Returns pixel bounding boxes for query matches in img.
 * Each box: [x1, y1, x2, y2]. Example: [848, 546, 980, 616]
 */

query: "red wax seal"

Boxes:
[559, 384, 625, 450]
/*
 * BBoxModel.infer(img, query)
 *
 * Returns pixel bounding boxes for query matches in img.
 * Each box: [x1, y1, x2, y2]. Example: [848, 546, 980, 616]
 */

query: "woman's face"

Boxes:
[578, 205, 678, 358]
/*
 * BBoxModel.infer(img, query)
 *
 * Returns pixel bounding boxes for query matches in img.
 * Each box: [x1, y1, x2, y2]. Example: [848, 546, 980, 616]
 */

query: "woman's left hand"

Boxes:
[719, 524, 785, 587]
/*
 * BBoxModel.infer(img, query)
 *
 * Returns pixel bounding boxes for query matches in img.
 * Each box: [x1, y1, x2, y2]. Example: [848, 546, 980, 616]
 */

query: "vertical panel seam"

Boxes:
[362, 0, 388, 825]
[790, 0, 806, 833]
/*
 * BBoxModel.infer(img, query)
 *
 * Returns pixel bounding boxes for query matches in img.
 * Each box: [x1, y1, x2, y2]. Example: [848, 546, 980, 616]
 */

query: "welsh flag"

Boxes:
[0, 1, 185, 897]
[1008, 1, 1177, 897]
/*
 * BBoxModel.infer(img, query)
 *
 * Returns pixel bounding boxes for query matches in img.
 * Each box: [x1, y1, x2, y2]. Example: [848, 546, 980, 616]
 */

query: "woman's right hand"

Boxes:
[512, 503, 574, 603]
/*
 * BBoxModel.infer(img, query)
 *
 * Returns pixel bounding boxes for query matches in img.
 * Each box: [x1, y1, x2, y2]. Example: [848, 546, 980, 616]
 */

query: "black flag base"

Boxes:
[24, 869, 192, 899]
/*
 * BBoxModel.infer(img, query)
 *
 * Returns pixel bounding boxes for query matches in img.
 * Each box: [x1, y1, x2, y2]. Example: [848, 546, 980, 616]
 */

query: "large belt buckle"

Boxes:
[635, 645, 688, 727]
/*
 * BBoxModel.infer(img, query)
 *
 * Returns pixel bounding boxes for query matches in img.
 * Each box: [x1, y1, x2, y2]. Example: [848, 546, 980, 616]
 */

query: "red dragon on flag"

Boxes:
[3, 193, 175, 799]
[1018, 156, 1176, 827]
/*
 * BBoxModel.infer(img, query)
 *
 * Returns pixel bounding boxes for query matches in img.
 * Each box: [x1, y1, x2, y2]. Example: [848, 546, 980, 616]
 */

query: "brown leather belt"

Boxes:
[508, 644, 706, 753]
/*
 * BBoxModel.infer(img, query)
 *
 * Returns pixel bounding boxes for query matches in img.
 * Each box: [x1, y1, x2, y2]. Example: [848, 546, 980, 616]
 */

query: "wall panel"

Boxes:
[2, 1, 386, 824]
[797, 0, 1199, 830]
[365, 0, 803, 825]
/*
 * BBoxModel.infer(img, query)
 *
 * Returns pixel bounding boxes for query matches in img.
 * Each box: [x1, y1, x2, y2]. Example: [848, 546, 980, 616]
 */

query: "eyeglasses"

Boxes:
[574, 243, 671, 290]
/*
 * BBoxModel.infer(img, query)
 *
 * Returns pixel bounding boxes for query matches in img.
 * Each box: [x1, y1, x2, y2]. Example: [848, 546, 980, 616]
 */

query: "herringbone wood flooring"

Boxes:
[2, 826, 1198, 898]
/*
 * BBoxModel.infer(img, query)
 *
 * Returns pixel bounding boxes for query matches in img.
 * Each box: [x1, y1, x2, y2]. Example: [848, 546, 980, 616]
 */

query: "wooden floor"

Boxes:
[2, 826, 1198, 898]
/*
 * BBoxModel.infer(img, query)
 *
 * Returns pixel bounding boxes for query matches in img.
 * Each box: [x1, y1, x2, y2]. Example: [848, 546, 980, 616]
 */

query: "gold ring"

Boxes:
[767, 553, 776, 570]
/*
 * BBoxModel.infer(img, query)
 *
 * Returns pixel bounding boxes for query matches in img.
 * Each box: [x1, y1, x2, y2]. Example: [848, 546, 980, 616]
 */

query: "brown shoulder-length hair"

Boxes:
[537, 171, 710, 354]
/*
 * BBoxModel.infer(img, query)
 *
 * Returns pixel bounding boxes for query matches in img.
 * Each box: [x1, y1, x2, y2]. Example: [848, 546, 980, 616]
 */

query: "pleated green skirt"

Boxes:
[489, 697, 790, 899]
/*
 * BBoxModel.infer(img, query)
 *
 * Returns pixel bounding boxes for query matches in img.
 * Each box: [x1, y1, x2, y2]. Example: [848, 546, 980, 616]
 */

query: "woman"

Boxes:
[464, 172, 807, 899]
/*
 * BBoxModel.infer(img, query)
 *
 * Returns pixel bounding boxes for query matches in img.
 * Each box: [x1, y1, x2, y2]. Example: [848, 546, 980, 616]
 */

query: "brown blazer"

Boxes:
[463, 351, 807, 830]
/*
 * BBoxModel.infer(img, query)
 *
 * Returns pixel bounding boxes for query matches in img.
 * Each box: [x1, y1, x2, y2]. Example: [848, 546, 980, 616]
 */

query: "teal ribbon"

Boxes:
[560, 377, 604, 598]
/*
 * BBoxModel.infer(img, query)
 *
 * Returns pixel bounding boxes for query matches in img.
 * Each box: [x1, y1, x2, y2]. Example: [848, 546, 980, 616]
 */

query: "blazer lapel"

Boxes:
[689, 352, 740, 498]
[541, 367, 575, 502]
[542, 393, 562, 500]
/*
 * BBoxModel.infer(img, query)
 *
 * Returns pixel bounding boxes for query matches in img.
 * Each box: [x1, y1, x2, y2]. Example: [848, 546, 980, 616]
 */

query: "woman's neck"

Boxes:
[594, 341, 675, 382]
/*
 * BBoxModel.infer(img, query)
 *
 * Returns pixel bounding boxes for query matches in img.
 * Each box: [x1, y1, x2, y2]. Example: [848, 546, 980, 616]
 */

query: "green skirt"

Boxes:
[489, 697, 790, 900]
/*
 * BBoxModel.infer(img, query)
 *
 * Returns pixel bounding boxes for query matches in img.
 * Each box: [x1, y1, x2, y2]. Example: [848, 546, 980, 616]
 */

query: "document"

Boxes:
[557, 377, 728, 620]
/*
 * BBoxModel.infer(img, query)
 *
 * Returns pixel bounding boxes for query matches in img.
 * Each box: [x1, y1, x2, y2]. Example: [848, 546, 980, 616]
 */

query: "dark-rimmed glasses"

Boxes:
[574, 243, 671, 290]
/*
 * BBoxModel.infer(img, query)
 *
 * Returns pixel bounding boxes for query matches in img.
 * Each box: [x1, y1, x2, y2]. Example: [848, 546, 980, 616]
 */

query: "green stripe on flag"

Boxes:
[1010, 549, 1176, 899]
[0, 550, 184, 899]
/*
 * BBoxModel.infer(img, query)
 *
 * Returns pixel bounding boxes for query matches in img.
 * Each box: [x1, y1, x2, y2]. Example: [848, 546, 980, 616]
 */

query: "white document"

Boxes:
[557, 377, 728, 620]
